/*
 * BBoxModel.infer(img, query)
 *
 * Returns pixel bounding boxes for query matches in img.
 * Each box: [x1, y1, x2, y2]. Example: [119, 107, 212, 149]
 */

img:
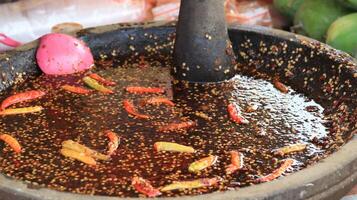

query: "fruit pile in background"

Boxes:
[274, 0, 357, 58]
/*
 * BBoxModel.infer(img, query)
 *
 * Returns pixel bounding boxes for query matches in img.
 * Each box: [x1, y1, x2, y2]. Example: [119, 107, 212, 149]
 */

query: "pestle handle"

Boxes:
[173, 0, 236, 82]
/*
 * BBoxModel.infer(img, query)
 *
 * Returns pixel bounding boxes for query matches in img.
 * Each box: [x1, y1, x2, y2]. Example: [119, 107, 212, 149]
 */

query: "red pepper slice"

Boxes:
[106, 131, 119, 155]
[123, 100, 150, 119]
[256, 159, 295, 183]
[274, 80, 289, 93]
[1, 90, 45, 110]
[227, 103, 249, 124]
[145, 97, 175, 107]
[125, 86, 165, 94]
[89, 73, 116, 86]
[132, 177, 162, 197]
[0, 134, 21, 153]
[158, 121, 196, 132]
[226, 151, 244, 174]
[61, 85, 91, 94]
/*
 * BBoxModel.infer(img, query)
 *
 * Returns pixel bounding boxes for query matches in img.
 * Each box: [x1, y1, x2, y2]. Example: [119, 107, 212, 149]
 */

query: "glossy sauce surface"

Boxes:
[0, 60, 345, 197]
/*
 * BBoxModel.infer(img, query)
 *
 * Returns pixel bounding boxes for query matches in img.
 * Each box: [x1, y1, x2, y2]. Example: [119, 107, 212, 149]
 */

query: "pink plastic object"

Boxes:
[36, 33, 94, 75]
[0, 33, 22, 47]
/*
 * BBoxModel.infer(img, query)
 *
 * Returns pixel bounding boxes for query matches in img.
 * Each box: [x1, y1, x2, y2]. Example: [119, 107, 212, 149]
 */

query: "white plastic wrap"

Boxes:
[0, 0, 151, 52]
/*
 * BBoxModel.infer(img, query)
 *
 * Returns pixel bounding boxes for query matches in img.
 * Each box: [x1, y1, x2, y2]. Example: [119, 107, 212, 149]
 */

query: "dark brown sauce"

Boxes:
[0, 59, 346, 197]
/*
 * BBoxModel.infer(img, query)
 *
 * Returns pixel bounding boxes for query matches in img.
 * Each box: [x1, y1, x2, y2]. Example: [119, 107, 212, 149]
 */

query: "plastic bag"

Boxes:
[151, 0, 273, 27]
[152, 1, 180, 21]
[225, 0, 273, 27]
[0, 0, 152, 52]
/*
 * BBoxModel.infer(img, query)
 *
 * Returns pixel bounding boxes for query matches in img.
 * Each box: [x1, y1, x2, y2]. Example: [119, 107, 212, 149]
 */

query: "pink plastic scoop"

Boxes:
[36, 33, 94, 75]
[0, 33, 22, 47]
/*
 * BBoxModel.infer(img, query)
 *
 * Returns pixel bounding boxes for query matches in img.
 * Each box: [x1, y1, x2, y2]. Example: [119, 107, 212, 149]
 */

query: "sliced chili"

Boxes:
[62, 140, 110, 161]
[123, 100, 150, 119]
[274, 144, 307, 156]
[61, 85, 91, 94]
[106, 131, 119, 155]
[226, 151, 244, 174]
[256, 159, 295, 183]
[0, 106, 43, 116]
[161, 178, 219, 192]
[60, 148, 97, 166]
[157, 121, 196, 132]
[83, 76, 114, 94]
[0, 134, 21, 153]
[125, 86, 165, 94]
[131, 177, 161, 197]
[1, 90, 45, 110]
[154, 142, 195, 153]
[145, 97, 175, 107]
[274, 80, 289, 94]
[194, 111, 211, 121]
[89, 73, 116, 86]
[227, 103, 249, 124]
[188, 155, 218, 173]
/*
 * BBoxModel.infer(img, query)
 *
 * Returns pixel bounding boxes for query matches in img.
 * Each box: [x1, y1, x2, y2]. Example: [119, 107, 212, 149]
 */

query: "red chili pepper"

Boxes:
[226, 151, 244, 174]
[1, 90, 45, 110]
[0, 134, 21, 153]
[61, 85, 91, 94]
[89, 73, 116, 86]
[125, 86, 165, 94]
[123, 100, 150, 119]
[106, 131, 119, 155]
[274, 80, 289, 94]
[256, 159, 295, 183]
[158, 121, 196, 132]
[132, 177, 162, 197]
[227, 103, 249, 124]
[145, 97, 175, 107]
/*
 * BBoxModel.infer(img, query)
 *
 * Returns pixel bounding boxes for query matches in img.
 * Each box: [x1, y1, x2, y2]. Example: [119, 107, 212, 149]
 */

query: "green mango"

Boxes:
[338, 0, 357, 10]
[327, 13, 357, 56]
[273, 0, 304, 19]
[294, 0, 349, 41]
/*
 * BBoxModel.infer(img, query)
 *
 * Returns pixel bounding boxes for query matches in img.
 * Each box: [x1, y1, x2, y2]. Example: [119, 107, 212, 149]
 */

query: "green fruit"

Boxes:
[327, 13, 357, 56]
[338, 0, 357, 10]
[294, 0, 349, 41]
[273, 0, 304, 19]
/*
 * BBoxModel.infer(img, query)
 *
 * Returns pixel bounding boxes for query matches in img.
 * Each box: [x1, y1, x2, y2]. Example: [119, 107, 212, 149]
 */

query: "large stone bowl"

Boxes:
[0, 22, 356, 200]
